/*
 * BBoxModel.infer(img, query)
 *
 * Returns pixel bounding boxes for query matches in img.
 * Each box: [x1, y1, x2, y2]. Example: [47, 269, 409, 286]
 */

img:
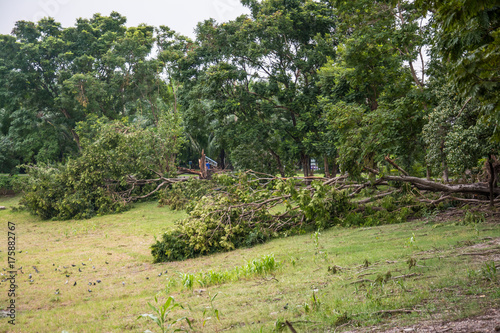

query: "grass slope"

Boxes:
[0, 195, 499, 332]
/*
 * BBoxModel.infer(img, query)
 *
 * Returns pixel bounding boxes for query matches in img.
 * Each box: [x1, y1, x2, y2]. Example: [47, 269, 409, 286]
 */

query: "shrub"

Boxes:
[0, 174, 25, 195]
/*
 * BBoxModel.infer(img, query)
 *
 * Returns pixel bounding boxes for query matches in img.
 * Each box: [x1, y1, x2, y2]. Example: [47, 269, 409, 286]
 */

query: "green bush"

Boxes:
[0, 175, 25, 194]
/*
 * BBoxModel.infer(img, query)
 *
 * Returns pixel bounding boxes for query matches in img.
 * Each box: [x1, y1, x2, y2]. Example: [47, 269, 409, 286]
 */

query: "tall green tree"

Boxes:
[171, 0, 337, 176]
[0, 13, 175, 172]
[426, 0, 500, 137]
[319, 0, 430, 176]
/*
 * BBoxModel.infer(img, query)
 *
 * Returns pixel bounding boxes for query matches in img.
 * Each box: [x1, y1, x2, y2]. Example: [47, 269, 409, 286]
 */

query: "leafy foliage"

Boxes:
[20, 113, 183, 220]
[158, 178, 215, 211]
[152, 172, 352, 262]
[172, 0, 337, 176]
[0, 14, 179, 172]
[426, 0, 500, 137]
[138, 295, 191, 333]
[423, 83, 499, 179]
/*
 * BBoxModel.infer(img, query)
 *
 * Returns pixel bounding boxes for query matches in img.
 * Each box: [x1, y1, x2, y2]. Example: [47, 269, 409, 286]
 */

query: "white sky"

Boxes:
[0, 0, 250, 38]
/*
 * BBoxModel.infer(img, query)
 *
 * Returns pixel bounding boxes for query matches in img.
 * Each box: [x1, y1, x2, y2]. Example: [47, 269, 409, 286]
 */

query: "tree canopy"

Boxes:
[1, 0, 500, 218]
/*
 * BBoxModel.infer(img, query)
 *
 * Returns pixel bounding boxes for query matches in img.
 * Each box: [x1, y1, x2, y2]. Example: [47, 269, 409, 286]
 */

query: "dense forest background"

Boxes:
[1, 0, 499, 203]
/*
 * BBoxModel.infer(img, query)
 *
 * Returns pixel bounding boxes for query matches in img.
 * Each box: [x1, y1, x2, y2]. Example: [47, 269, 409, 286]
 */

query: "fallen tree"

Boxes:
[363, 155, 500, 208]
[151, 162, 499, 262]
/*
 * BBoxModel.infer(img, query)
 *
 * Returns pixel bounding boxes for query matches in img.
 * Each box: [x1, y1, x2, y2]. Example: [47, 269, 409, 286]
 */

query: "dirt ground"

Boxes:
[344, 308, 500, 333]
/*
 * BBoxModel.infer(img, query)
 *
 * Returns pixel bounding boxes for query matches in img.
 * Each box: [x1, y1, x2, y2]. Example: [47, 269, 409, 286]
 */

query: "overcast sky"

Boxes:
[0, 0, 250, 38]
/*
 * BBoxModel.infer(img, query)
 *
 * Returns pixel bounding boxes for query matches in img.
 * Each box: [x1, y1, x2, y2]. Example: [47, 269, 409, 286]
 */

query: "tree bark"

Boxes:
[269, 149, 285, 177]
[71, 129, 82, 152]
[442, 158, 449, 183]
[199, 149, 208, 179]
[219, 148, 226, 170]
[324, 156, 330, 178]
[331, 153, 338, 177]
[377, 174, 500, 197]
[441, 140, 449, 182]
[301, 154, 310, 177]
[488, 154, 495, 209]
[385, 156, 409, 176]
[177, 167, 202, 177]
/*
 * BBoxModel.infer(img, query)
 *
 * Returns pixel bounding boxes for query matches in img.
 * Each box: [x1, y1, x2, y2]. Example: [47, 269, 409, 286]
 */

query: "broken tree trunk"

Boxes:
[199, 149, 208, 179]
[177, 167, 202, 177]
[380, 175, 500, 197]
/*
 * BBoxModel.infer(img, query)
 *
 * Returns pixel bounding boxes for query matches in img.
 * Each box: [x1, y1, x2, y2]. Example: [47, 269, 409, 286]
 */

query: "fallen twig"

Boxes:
[350, 278, 373, 285]
[285, 321, 298, 333]
[458, 250, 500, 257]
[391, 273, 420, 280]
[373, 309, 421, 315]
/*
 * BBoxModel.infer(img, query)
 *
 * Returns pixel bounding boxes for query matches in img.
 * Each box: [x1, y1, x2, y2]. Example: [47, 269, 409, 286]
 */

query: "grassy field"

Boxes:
[0, 195, 499, 332]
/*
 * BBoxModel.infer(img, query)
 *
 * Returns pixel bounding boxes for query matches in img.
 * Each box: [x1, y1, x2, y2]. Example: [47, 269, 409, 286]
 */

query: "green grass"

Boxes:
[0, 195, 499, 332]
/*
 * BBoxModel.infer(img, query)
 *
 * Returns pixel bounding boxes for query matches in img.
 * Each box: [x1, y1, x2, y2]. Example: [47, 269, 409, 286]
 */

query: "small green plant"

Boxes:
[405, 232, 417, 248]
[311, 291, 321, 311]
[463, 210, 486, 225]
[177, 254, 281, 290]
[164, 278, 177, 294]
[480, 261, 498, 283]
[201, 292, 221, 327]
[138, 295, 191, 333]
[312, 230, 321, 253]
[273, 318, 284, 332]
[302, 291, 322, 315]
[396, 279, 408, 292]
[311, 230, 329, 262]
[244, 254, 280, 275]
[407, 257, 417, 270]
[180, 273, 195, 290]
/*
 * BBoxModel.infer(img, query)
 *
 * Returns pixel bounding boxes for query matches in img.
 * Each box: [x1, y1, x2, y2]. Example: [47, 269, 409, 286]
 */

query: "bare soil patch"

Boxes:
[344, 308, 500, 333]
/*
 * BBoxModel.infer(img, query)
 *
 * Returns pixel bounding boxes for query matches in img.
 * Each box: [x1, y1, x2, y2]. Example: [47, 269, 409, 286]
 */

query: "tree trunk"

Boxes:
[332, 153, 338, 177]
[301, 154, 310, 177]
[269, 149, 285, 177]
[324, 156, 330, 178]
[71, 129, 82, 152]
[199, 149, 208, 179]
[426, 165, 432, 181]
[488, 154, 495, 209]
[372, 174, 500, 197]
[440, 140, 449, 182]
[219, 148, 225, 170]
[442, 158, 449, 183]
